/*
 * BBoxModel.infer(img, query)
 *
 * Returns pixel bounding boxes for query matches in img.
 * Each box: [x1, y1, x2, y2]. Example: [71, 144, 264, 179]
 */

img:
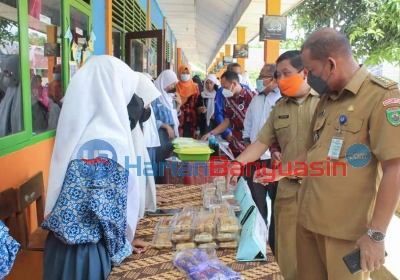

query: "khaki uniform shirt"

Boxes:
[297, 65, 400, 241]
[257, 90, 320, 165]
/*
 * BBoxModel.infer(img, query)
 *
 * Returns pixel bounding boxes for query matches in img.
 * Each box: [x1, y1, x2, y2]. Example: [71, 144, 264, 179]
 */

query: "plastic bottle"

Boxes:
[208, 132, 220, 157]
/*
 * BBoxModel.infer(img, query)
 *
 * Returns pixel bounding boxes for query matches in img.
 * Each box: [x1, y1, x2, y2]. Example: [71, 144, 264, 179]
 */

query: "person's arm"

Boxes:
[355, 89, 400, 272]
[214, 89, 231, 137]
[242, 98, 254, 147]
[269, 141, 281, 154]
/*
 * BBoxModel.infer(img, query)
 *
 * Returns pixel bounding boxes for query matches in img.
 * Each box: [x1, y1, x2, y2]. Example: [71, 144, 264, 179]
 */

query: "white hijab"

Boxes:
[201, 74, 218, 126]
[154, 69, 180, 137]
[141, 72, 160, 148]
[132, 73, 161, 218]
[45, 55, 142, 242]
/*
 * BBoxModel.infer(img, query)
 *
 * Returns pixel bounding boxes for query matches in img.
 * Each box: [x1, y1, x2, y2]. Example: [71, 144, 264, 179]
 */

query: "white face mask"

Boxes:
[222, 88, 234, 98]
[180, 74, 190, 82]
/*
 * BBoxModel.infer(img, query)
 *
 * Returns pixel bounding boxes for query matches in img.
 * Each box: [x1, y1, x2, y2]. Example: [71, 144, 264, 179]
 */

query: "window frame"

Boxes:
[0, 0, 92, 157]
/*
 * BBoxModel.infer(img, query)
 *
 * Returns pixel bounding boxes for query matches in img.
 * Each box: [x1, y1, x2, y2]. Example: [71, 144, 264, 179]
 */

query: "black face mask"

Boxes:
[167, 87, 176, 94]
[307, 62, 332, 95]
[139, 107, 152, 123]
[127, 95, 144, 130]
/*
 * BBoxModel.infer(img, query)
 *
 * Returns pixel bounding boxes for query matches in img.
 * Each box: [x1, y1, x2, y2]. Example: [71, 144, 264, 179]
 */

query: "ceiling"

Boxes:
[156, 0, 303, 66]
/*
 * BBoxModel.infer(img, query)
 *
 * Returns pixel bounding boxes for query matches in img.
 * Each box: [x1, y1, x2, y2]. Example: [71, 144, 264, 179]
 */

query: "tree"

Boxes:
[286, 0, 400, 66]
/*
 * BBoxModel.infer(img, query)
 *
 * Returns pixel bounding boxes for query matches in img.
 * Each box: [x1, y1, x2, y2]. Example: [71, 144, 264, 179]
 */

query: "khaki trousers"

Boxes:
[297, 223, 370, 280]
[274, 178, 300, 280]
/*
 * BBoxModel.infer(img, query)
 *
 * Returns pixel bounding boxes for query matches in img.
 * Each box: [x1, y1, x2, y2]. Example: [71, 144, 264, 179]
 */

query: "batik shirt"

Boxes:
[0, 221, 20, 279]
[224, 88, 256, 155]
[42, 157, 132, 266]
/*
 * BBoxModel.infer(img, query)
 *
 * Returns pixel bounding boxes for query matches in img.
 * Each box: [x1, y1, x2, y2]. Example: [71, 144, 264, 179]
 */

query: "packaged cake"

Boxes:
[151, 229, 172, 249]
[194, 211, 215, 243]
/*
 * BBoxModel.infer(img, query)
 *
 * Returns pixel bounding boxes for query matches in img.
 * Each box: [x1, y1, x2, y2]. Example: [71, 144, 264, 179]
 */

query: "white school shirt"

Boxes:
[243, 87, 281, 160]
[142, 105, 161, 148]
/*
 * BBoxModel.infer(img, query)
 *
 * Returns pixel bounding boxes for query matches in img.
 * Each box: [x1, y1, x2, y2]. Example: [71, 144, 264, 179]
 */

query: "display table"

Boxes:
[163, 159, 227, 185]
[108, 184, 283, 280]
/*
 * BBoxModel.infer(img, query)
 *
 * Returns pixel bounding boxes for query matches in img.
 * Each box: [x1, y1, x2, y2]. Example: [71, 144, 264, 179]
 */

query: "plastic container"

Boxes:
[174, 242, 196, 250]
[170, 212, 195, 243]
[172, 137, 196, 144]
[203, 197, 222, 210]
[194, 211, 216, 243]
[197, 242, 218, 249]
[223, 198, 241, 213]
[202, 184, 216, 198]
[218, 240, 239, 249]
[182, 205, 202, 213]
[157, 216, 173, 231]
[218, 188, 235, 200]
[173, 147, 214, 162]
[217, 216, 242, 234]
[151, 229, 173, 249]
[213, 202, 233, 218]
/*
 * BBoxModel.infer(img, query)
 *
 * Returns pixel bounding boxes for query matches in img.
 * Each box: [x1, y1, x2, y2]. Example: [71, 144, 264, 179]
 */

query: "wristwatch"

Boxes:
[367, 229, 386, 242]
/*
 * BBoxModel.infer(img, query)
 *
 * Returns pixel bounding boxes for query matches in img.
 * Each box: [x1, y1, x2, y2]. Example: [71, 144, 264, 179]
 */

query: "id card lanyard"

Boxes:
[327, 115, 347, 160]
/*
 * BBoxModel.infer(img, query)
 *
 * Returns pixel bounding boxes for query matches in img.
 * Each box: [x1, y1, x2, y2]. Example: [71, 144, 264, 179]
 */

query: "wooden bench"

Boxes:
[16, 171, 48, 251]
[0, 188, 43, 280]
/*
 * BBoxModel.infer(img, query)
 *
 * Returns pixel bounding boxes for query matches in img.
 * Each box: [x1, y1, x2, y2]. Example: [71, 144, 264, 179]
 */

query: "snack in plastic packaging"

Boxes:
[175, 242, 196, 250]
[217, 216, 241, 233]
[197, 242, 218, 249]
[202, 184, 217, 198]
[194, 212, 215, 243]
[203, 197, 222, 210]
[151, 230, 172, 249]
[213, 177, 226, 186]
[215, 230, 236, 242]
[224, 198, 241, 212]
[218, 241, 238, 249]
[218, 189, 234, 200]
[213, 202, 232, 218]
[173, 249, 243, 280]
[157, 216, 173, 230]
[170, 212, 195, 242]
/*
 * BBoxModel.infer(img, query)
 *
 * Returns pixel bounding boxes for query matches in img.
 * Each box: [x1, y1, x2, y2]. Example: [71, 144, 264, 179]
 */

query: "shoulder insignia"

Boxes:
[275, 96, 287, 104]
[371, 75, 398, 89]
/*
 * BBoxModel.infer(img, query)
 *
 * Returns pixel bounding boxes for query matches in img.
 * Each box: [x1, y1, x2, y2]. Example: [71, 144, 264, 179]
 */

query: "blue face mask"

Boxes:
[256, 79, 265, 93]
[180, 74, 190, 82]
[53, 73, 61, 81]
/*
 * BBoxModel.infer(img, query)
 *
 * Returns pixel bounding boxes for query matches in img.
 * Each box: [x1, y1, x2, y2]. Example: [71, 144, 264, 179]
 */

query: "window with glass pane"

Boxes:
[28, 0, 62, 135]
[0, 0, 24, 138]
[112, 28, 121, 59]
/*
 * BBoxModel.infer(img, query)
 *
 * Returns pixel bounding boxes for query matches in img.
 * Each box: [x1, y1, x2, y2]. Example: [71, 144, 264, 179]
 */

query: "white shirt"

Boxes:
[243, 87, 282, 160]
[143, 105, 161, 148]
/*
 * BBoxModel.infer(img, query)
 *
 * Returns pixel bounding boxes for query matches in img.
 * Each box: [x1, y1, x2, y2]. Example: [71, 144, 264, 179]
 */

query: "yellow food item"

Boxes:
[153, 231, 172, 249]
[218, 216, 239, 233]
[175, 242, 196, 250]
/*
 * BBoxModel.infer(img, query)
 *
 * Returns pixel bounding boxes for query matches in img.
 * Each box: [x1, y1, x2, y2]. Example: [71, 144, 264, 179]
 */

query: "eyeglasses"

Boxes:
[257, 75, 274, 80]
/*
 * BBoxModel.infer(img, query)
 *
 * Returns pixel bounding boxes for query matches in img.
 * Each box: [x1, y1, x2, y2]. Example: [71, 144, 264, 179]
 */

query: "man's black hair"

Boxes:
[227, 63, 241, 71]
[221, 70, 239, 83]
[276, 50, 303, 72]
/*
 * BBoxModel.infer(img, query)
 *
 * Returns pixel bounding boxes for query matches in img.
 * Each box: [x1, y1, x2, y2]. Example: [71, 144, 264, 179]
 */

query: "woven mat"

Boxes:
[108, 185, 284, 280]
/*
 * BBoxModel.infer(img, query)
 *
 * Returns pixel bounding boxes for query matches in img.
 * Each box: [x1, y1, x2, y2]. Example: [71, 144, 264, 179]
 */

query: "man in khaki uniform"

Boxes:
[255, 28, 400, 280]
[227, 50, 319, 280]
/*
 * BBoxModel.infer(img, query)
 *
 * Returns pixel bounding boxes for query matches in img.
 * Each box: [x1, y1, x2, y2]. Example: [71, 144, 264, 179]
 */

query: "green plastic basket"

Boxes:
[173, 148, 214, 161]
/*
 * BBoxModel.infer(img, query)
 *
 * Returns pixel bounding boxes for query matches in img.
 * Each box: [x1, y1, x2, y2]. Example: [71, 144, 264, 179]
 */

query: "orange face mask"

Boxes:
[278, 74, 304, 97]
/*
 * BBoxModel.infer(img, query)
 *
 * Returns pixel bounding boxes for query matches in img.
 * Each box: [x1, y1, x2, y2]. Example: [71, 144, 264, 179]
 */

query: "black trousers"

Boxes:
[244, 159, 277, 256]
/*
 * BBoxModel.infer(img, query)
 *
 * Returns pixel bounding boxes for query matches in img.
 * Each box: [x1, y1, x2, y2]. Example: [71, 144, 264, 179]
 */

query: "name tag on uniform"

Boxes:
[278, 115, 289, 119]
[327, 136, 344, 160]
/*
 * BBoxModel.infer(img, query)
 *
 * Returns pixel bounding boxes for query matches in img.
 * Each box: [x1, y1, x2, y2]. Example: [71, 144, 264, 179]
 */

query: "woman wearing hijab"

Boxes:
[41, 55, 149, 280]
[192, 75, 204, 93]
[176, 65, 199, 138]
[152, 69, 182, 184]
[131, 72, 164, 217]
[196, 74, 219, 137]
[0, 55, 23, 137]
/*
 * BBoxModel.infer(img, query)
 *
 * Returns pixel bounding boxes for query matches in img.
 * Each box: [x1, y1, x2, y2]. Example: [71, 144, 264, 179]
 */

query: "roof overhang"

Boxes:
[156, 0, 303, 67]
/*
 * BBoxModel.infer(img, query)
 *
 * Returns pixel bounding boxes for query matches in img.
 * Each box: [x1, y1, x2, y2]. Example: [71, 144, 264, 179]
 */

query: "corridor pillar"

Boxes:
[237, 27, 246, 71]
[264, 0, 280, 63]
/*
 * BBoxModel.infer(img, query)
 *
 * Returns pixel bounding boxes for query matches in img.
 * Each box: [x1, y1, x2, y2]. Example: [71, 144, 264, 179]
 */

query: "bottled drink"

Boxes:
[208, 132, 220, 157]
